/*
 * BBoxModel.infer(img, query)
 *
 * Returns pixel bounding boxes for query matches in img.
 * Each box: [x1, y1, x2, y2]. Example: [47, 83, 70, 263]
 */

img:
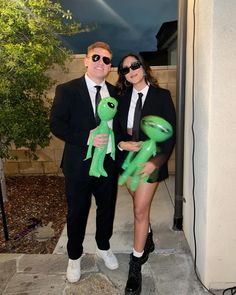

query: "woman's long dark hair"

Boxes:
[116, 53, 158, 95]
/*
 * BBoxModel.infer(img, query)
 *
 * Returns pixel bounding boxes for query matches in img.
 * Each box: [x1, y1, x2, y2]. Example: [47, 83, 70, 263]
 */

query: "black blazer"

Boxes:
[115, 85, 176, 181]
[50, 75, 117, 179]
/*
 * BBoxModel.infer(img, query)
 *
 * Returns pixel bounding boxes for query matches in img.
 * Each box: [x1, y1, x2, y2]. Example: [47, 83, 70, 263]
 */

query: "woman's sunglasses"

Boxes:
[120, 61, 142, 75]
[91, 54, 111, 65]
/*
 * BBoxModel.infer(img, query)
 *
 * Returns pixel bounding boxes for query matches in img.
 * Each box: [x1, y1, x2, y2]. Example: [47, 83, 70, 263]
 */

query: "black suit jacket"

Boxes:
[50, 75, 117, 179]
[115, 85, 176, 181]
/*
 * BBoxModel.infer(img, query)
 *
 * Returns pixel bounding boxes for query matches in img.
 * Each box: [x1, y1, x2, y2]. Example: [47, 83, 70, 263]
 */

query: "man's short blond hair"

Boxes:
[87, 41, 112, 57]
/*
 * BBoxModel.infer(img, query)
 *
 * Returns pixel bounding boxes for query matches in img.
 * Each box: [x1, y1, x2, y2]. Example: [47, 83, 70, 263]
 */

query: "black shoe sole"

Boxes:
[125, 286, 141, 295]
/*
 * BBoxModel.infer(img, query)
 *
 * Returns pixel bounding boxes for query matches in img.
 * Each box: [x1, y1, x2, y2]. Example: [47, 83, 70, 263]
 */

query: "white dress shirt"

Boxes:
[127, 84, 149, 128]
[85, 74, 113, 153]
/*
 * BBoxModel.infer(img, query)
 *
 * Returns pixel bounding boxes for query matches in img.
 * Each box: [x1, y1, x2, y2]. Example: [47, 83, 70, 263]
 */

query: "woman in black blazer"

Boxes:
[115, 53, 176, 295]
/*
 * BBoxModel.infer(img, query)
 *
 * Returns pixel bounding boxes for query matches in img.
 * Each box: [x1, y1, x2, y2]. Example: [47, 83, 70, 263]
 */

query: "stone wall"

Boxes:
[3, 54, 176, 176]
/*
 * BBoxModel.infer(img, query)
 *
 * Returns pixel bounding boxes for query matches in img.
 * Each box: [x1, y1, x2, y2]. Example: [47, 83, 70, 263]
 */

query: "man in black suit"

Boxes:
[50, 41, 119, 283]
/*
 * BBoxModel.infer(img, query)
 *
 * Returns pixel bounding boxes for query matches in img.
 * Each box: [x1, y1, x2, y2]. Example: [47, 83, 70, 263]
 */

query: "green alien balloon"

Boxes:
[84, 97, 118, 177]
[118, 115, 173, 191]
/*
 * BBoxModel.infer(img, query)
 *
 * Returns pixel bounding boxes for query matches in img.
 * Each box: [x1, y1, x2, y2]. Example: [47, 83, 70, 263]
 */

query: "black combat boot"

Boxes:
[125, 254, 142, 295]
[140, 227, 155, 264]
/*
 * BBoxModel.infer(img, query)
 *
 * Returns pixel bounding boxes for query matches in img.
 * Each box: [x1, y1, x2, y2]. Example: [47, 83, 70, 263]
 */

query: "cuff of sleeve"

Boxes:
[117, 142, 123, 151]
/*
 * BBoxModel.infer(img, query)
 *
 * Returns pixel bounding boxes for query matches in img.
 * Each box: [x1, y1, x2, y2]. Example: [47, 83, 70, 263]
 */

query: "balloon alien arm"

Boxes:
[84, 129, 97, 160]
[110, 130, 116, 160]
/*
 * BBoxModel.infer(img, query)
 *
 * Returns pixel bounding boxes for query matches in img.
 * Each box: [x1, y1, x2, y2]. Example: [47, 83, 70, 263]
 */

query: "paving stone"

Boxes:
[65, 273, 120, 295]
[2, 273, 66, 294]
[148, 253, 206, 295]
[18, 254, 68, 273]
[0, 258, 17, 294]
[0, 254, 22, 263]
[154, 225, 190, 255]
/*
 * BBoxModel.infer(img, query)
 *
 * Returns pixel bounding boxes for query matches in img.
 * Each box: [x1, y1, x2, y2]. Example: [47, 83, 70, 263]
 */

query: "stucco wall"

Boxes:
[3, 55, 176, 176]
[184, 0, 236, 289]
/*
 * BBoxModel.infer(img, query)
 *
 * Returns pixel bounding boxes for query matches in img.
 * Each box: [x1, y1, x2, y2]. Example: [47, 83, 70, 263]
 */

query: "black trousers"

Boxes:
[64, 156, 118, 260]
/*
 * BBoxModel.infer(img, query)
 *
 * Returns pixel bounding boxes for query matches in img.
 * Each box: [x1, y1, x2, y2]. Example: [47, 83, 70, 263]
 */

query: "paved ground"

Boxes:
[0, 176, 224, 294]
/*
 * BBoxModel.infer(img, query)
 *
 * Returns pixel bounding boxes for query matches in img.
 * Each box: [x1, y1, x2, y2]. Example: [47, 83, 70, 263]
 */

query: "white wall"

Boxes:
[183, 0, 236, 289]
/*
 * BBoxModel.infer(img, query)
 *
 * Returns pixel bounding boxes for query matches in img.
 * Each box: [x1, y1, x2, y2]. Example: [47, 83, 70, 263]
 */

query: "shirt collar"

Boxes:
[85, 73, 106, 90]
[133, 84, 149, 97]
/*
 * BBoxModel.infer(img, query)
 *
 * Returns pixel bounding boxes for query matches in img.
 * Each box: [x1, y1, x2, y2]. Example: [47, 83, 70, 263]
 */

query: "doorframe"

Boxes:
[173, 0, 187, 230]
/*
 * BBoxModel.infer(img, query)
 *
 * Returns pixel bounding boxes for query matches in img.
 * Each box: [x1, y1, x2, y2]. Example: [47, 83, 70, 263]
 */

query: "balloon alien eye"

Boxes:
[108, 102, 115, 108]
[143, 121, 156, 128]
[157, 125, 169, 133]
[148, 122, 156, 127]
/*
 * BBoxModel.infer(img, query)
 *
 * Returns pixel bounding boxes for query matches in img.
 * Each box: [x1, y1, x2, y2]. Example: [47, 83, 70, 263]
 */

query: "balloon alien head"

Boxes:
[97, 97, 118, 121]
[141, 115, 173, 142]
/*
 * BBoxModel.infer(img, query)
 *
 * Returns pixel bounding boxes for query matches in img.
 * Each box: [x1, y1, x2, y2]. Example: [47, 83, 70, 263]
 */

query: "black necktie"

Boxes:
[132, 92, 143, 141]
[94, 85, 102, 125]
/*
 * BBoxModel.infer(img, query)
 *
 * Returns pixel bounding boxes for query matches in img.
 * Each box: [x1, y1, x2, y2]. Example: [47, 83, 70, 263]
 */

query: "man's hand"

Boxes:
[93, 134, 109, 148]
[89, 129, 108, 148]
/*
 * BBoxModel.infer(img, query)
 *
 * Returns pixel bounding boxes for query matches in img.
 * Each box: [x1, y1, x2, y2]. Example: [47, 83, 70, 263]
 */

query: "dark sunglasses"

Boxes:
[120, 61, 142, 75]
[91, 54, 111, 65]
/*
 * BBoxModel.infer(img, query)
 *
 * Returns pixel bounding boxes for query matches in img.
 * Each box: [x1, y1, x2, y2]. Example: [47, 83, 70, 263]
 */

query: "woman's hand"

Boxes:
[139, 161, 157, 177]
[119, 141, 142, 152]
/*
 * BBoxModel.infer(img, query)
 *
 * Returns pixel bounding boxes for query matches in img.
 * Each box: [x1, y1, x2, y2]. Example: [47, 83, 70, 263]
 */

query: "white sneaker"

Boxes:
[96, 247, 119, 270]
[66, 257, 81, 283]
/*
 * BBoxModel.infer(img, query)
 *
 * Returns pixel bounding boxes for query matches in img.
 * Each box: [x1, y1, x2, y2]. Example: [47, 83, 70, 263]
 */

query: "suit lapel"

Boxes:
[141, 85, 155, 116]
[77, 76, 95, 121]
[106, 82, 116, 98]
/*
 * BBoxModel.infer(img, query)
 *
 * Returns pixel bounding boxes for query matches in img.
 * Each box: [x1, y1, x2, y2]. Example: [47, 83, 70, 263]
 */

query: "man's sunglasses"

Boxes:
[91, 54, 111, 65]
[120, 61, 142, 75]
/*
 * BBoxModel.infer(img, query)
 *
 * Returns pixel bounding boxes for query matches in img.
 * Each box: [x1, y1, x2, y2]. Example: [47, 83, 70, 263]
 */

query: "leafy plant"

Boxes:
[0, 0, 87, 159]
